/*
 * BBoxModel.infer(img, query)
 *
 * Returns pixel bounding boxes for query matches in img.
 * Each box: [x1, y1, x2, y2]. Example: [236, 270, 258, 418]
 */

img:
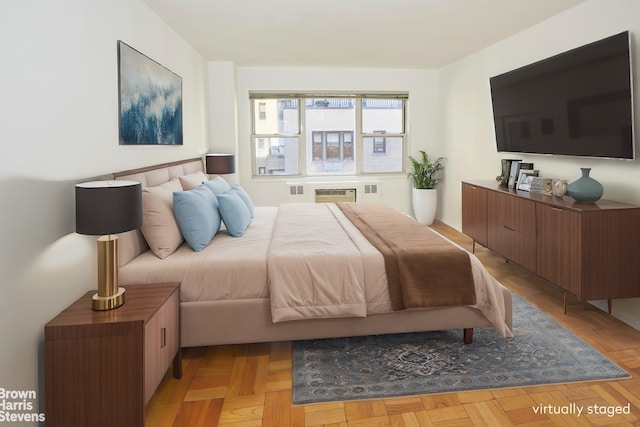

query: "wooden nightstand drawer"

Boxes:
[45, 283, 181, 427]
[144, 289, 179, 404]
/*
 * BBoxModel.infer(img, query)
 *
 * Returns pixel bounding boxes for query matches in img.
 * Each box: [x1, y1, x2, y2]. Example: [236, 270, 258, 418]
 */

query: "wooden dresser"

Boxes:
[45, 283, 181, 427]
[462, 181, 640, 311]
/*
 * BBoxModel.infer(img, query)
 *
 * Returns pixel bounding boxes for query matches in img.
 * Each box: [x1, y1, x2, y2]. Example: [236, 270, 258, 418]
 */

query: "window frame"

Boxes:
[250, 92, 408, 178]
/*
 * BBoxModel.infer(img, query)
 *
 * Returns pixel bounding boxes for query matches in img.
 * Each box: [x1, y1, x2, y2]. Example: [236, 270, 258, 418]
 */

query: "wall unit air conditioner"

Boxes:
[314, 188, 356, 203]
[286, 181, 380, 203]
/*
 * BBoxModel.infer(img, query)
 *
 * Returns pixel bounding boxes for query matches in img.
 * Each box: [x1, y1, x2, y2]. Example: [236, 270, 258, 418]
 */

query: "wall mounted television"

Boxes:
[490, 31, 634, 160]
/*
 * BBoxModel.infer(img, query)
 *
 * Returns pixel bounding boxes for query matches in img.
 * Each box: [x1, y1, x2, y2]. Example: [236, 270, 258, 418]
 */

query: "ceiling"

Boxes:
[144, 0, 585, 69]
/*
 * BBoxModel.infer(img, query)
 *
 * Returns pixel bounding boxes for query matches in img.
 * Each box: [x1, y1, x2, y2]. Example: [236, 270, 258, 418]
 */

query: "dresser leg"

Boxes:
[472, 240, 476, 254]
[563, 292, 567, 315]
[607, 299, 612, 314]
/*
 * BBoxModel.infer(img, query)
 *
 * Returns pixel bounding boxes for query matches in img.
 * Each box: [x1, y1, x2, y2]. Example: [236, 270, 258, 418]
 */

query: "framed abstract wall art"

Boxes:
[118, 41, 183, 145]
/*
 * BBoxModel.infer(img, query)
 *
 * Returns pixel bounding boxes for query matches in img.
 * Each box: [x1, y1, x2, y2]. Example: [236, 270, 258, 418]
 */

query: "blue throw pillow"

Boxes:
[217, 190, 252, 237]
[202, 176, 231, 196]
[172, 184, 221, 251]
[230, 185, 254, 217]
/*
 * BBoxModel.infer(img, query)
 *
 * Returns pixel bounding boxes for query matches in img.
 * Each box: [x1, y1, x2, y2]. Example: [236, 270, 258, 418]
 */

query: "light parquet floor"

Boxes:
[145, 221, 640, 426]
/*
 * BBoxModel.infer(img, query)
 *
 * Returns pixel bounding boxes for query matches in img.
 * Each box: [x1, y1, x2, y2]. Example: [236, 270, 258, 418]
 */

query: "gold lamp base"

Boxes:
[93, 234, 125, 311]
[92, 287, 126, 310]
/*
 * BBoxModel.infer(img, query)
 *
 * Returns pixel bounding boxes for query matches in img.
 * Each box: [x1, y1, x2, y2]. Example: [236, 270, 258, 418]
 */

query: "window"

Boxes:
[252, 99, 300, 175]
[250, 92, 407, 176]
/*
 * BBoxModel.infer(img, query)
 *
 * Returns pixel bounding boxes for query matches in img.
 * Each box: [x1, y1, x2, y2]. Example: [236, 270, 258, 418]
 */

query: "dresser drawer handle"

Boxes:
[161, 327, 166, 349]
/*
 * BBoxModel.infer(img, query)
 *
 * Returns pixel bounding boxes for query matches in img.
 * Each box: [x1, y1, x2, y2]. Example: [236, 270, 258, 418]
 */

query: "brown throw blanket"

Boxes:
[337, 202, 476, 310]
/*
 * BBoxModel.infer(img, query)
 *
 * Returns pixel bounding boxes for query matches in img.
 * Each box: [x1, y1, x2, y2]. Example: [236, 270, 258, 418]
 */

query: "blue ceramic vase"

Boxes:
[566, 168, 603, 203]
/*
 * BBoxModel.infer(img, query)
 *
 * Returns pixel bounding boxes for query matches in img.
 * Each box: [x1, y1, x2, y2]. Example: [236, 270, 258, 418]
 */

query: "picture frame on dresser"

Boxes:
[507, 160, 522, 188]
[517, 169, 538, 191]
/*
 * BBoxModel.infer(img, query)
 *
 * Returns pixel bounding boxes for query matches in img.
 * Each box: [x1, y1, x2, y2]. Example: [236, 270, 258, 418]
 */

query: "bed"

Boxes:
[113, 157, 513, 347]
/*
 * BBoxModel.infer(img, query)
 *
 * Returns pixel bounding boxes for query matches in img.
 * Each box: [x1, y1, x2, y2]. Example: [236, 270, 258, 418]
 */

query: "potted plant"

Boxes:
[408, 151, 444, 225]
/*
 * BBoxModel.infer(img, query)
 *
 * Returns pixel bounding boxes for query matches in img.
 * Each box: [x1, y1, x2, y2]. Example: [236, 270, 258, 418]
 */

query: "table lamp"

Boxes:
[75, 180, 142, 310]
[205, 153, 236, 174]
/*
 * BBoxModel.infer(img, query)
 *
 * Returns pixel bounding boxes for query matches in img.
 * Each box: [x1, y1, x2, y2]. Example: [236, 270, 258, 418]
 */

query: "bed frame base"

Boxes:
[177, 294, 512, 348]
[463, 328, 473, 344]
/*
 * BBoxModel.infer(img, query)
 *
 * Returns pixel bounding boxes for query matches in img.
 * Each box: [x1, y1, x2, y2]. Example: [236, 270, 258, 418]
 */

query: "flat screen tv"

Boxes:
[490, 31, 634, 159]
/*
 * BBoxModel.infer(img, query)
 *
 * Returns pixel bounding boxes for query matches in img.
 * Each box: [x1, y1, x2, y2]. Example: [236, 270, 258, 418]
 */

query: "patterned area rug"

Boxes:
[292, 295, 629, 404]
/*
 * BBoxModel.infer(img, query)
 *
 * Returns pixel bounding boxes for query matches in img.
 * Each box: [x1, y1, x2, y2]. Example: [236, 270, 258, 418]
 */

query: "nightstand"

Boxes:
[45, 283, 181, 427]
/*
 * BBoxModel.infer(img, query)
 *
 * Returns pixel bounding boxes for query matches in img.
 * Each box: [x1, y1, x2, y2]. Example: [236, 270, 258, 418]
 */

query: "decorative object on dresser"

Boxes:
[516, 169, 538, 191]
[512, 161, 533, 189]
[528, 176, 546, 193]
[205, 153, 236, 175]
[552, 179, 568, 198]
[497, 158, 520, 187]
[541, 178, 553, 196]
[408, 150, 444, 225]
[507, 159, 521, 188]
[462, 181, 640, 314]
[566, 167, 604, 203]
[75, 180, 142, 310]
[45, 283, 181, 427]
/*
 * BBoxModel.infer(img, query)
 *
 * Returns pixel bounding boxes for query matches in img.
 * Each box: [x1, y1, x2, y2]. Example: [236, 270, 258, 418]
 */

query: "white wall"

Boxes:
[231, 66, 439, 214]
[208, 61, 239, 184]
[437, 0, 640, 329]
[0, 0, 207, 422]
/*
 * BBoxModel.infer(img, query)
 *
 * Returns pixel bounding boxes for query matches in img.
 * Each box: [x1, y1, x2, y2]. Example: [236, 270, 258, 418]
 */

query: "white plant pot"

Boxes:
[412, 188, 437, 225]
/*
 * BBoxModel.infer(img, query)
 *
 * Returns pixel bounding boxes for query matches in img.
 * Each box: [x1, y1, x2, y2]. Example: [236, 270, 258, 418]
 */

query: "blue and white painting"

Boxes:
[118, 41, 183, 145]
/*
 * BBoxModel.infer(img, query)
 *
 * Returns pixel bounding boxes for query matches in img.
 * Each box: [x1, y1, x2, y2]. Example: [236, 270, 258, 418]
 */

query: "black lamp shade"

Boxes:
[75, 181, 142, 235]
[206, 154, 235, 174]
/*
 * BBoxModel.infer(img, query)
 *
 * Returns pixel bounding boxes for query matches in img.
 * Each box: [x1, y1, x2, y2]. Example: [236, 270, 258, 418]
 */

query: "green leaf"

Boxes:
[407, 151, 444, 189]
